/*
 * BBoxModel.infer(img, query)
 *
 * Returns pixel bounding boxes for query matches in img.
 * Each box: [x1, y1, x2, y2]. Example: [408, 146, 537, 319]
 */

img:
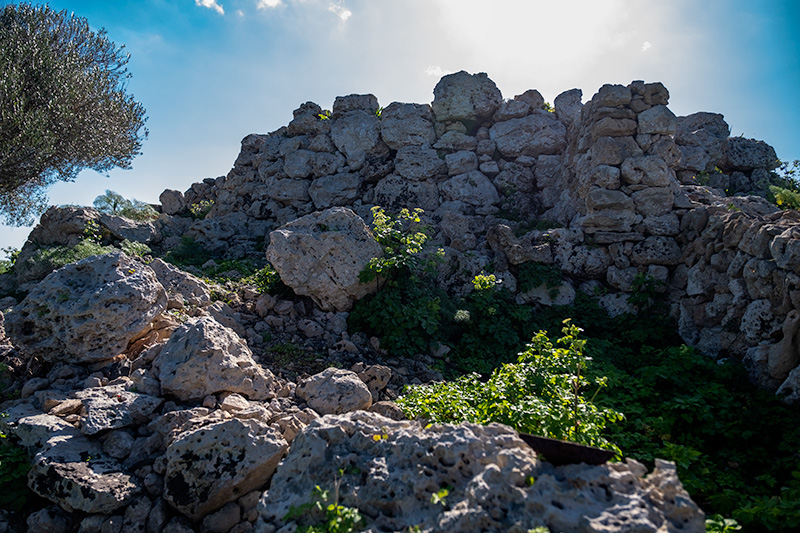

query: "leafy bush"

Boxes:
[397, 321, 623, 451]
[359, 206, 434, 284]
[21, 239, 114, 273]
[162, 236, 212, 267]
[284, 480, 364, 533]
[0, 416, 32, 511]
[188, 199, 214, 220]
[0, 247, 18, 274]
[119, 239, 152, 258]
[768, 160, 800, 210]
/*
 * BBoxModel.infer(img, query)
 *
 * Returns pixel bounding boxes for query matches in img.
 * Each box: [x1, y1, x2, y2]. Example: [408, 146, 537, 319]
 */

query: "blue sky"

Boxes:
[2, 0, 799, 249]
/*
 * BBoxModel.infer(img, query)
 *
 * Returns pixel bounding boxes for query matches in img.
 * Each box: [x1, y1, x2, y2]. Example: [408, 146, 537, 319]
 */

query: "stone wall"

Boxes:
[153, 71, 796, 395]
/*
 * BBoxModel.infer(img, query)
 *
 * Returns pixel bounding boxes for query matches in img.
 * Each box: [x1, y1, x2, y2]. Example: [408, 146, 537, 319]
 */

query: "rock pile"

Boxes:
[5, 69, 797, 530]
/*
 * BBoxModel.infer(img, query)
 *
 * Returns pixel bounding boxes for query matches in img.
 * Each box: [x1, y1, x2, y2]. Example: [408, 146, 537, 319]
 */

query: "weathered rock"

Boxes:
[308, 172, 364, 209]
[154, 316, 276, 401]
[148, 258, 211, 308]
[256, 411, 703, 533]
[725, 137, 779, 170]
[432, 71, 503, 129]
[266, 207, 382, 311]
[445, 150, 479, 176]
[373, 174, 441, 211]
[630, 237, 682, 266]
[163, 418, 287, 520]
[637, 105, 677, 136]
[621, 156, 673, 187]
[440, 170, 500, 206]
[380, 102, 437, 150]
[394, 145, 447, 181]
[333, 93, 379, 116]
[490, 113, 568, 158]
[296, 367, 373, 415]
[6, 252, 167, 363]
[330, 110, 382, 171]
[74, 384, 163, 436]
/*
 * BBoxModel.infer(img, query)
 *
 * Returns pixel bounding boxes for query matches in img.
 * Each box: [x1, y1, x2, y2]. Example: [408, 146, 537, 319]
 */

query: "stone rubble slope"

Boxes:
[5, 69, 795, 530]
[256, 411, 704, 533]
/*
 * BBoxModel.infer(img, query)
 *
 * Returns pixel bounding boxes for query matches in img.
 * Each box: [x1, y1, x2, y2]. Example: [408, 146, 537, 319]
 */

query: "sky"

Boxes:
[1, 0, 799, 249]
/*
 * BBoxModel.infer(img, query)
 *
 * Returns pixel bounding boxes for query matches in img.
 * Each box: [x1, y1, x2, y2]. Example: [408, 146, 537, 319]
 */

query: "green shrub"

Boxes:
[0, 416, 32, 511]
[397, 321, 623, 451]
[162, 236, 212, 267]
[188, 199, 214, 220]
[0, 247, 18, 274]
[22, 239, 114, 273]
[119, 239, 152, 258]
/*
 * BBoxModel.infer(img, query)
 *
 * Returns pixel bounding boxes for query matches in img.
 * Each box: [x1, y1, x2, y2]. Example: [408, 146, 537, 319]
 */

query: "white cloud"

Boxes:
[641, 41, 652, 52]
[425, 65, 452, 77]
[257, 0, 283, 8]
[195, 0, 225, 15]
[328, 3, 352, 21]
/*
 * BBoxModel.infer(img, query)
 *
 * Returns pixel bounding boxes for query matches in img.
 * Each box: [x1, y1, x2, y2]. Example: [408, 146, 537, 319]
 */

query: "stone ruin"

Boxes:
[0, 69, 797, 531]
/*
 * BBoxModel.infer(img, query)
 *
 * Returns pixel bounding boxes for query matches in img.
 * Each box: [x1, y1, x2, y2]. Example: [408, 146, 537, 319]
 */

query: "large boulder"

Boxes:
[432, 71, 502, 130]
[296, 368, 373, 415]
[6, 252, 167, 363]
[266, 207, 382, 312]
[154, 316, 276, 401]
[256, 411, 704, 533]
[380, 102, 437, 150]
[330, 110, 382, 171]
[490, 113, 568, 158]
[163, 418, 288, 520]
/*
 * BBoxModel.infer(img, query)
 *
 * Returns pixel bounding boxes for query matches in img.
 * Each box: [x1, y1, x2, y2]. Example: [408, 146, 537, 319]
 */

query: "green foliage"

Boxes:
[21, 239, 114, 273]
[766, 160, 800, 209]
[359, 206, 433, 284]
[119, 239, 151, 258]
[242, 263, 290, 296]
[284, 484, 364, 533]
[397, 321, 623, 451]
[0, 246, 19, 274]
[162, 236, 212, 267]
[518, 261, 563, 298]
[188, 199, 214, 220]
[0, 416, 32, 511]
[542, 101, 554, 113]
[317, 109, 332, 120]
[93, 190, 158, 221]
[0, 3, 147, 225]
[705, 515, 741, 532]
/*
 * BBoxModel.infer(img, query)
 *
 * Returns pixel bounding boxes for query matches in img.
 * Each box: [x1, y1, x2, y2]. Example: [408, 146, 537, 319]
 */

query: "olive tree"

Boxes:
[0, 3, 148, 225]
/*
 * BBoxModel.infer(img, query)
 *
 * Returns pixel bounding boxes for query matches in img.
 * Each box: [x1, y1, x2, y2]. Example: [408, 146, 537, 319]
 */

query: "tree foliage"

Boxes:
[0, 3, 147, 225]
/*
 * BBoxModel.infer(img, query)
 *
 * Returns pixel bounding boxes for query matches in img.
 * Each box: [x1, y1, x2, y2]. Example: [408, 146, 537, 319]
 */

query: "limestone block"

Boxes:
[591, 117, 638, 139]
[586, 188, 634, 213]
[621, 156, 673, 187]
[588, 136, 643, 166]
[310, 151, 345, 178]
[265, 175, 311, 203]
[440, 170, 500, 206]
[330, 110, 381, 171]
[163, 419, 287, 520]
[154, 316, 276, 401]
[637, 105, 677, 136]
[432, 71, 502, 127]
[357, 365, 392, 400]
[494, 163, 536, 195]
[309, 173, 364, 209]
[490, 113, 567, 158]
[492, 98, 531, 121]
[296, 368, 373, 415]
[149, 258, 211, 307]
[256, 411, 703, 533]
[445, 150, 479, 176]
[380, 102, 437, 150]
[591, 84, 632, 107]
[740, 299, 782, 344]
[630, 237, 682, 266]
[394, 145, 447, 181]
[770, 227, 800, 274]
[267, 207, 382, 311]
[554, 88, 583, 128]
[633, 187, 674, 216]
[486, 224, 553, 265]
[725, 137, 779, 170]
[6, 252, 167, 363]
[75, 384, 163, 436]
[332, 93, 379, 116]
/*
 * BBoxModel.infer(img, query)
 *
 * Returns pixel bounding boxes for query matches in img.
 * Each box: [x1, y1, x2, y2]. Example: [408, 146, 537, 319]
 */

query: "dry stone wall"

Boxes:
[151, 71, 799, 395]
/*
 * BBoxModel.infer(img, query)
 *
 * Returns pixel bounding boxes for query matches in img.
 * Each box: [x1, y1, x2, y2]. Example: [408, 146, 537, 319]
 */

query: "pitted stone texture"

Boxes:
[154, 316, 276, 401]
[490, 113, 568, 158]
[725, 137, 779, 171]
[163, 418, 287, 521]
[440, 170, 500, 206]
[374, 175, 441, 211]
[637, 105, 677, 136]
[256, 411, 703, 533]
[296, 367, 373, 415]
[6, 252, 166, 363]
[266, 207, 382, 311]
[149, 258, 212, 307]
[74, 384, 163, 436]
[380, 102, 437, 150]
[330, 110, 382, 171]
[309, 172, 364, 209]
[432, 71, 502, 128]
[394, 145, 447, 181]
